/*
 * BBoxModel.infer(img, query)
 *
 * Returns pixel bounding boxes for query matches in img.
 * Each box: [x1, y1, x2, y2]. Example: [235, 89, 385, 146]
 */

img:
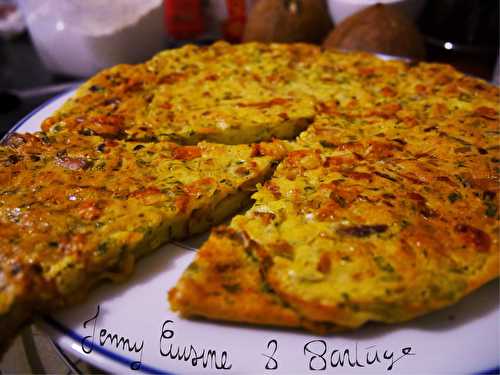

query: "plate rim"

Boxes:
[5, 87, 500, 375]
[41, 316, 173, 374]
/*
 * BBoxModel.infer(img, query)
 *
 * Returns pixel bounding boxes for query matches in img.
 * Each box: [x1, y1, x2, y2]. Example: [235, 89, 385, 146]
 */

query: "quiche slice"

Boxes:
[40, 42, 321, 145]
[169, 96, 500, 329]
[169, 225, 340, 333]
[0, 132, 286, 351]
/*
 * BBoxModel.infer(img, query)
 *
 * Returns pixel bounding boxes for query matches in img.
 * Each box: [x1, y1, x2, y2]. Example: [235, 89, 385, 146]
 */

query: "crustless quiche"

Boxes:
[0, 42, 498, 351]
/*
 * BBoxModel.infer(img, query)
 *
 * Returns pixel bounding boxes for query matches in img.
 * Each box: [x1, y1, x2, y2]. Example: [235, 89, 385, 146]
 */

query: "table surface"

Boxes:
[0, 32, 497, 375]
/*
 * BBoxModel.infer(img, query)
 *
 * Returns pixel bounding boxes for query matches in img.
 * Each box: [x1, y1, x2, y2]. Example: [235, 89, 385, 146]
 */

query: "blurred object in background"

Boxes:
[0, 0, 25, 40]
[17, 0, 166, 78]
[221, 0, 247, 42]
[418, 0, 499, 81]
[327, 0, 426, 25]
[323, 4, 425, 60]
[166, 0, 251, 43]
[165, 0, 205, 40]
[243, 0, 332, 43]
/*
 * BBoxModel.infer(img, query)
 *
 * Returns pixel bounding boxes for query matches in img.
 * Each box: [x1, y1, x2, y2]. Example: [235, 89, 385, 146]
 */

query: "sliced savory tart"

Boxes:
[41, 42, 321, 145]
[0, 132, 285, 351]
[42, 41, 500, 147]
[169, 225, 339, 333]
[2, 40, 499, 351]
[169, 61, 500, 330]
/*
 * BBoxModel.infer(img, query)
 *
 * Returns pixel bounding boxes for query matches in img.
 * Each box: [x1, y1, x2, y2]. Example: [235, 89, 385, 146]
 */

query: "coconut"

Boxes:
[243, 0, 332, 44]
[323, 4, 425, 60]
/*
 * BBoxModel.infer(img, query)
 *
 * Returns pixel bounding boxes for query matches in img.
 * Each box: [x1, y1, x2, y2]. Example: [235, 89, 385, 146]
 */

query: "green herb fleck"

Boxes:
[350, 304, 360, 312]
[483, 191, 497, 218]
[374, 256, 395, 273]
[89, 84, 105, 93]
[222, 284, 241, 293]
[319, 140, 337, 148]
[400, 219, 410, 228]
[334, 195, 347, 208]
[485, 204, 497, 218]
[458, 93, 471, 102]
[450, 265, 468, 274]
[187, 262, 199, 273]
[455, 175, 471, 188]
[448, 192, 462, 203]
[260, 282, 273, 294]
[97, 242, 108, 254]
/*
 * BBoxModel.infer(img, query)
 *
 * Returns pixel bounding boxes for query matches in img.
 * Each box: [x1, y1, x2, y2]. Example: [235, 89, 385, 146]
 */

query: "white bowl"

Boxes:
[327, 0, 427, 24]
[18, 0, 166, 78]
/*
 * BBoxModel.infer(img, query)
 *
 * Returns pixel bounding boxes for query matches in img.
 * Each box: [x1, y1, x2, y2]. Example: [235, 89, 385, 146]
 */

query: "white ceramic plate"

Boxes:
[7, 90, 500, 375]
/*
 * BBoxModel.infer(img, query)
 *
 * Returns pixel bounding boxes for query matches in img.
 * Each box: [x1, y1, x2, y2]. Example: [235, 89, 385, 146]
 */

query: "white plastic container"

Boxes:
[17, 0, 166, 77]
[327, 0, 427, 24]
